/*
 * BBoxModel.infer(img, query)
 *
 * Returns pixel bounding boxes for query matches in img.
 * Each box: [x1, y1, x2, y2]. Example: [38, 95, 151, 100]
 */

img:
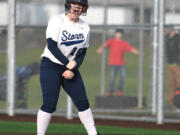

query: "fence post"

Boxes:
[100, 0, 108, 96]
[138, 0, 145, 109]
[7, 0, 16, 116]
[157, 0, 165, 124]
[151, 0, 159, 115]
[66, 95, 73, 119]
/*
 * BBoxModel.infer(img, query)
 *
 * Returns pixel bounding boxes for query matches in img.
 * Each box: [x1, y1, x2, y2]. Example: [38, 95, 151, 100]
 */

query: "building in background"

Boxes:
[0, 1, 135, 26]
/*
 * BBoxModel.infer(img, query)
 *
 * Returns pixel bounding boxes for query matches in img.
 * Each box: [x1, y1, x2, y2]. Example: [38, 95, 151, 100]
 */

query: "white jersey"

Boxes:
[41, 14, 90, 65]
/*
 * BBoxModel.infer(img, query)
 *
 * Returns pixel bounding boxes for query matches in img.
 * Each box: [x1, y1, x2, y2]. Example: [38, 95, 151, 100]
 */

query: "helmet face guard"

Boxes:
[65, 0, 88, 16]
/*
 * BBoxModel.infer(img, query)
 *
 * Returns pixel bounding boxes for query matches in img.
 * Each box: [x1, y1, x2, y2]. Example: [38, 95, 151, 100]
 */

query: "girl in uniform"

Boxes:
[37, 0, 99, 135]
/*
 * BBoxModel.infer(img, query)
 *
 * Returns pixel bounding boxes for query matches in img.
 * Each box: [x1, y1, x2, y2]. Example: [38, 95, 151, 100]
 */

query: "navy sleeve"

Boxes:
[47, 38, 69, 65]
[71, 48, 87, 73]
[75, 48, 87, 68]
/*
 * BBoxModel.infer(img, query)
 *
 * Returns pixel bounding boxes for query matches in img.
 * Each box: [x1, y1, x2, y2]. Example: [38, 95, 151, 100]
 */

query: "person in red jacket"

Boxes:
[97, 29, 139, 96]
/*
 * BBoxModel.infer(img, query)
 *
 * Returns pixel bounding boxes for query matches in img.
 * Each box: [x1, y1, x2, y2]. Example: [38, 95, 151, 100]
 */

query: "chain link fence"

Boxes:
[0, 0, 180, 123]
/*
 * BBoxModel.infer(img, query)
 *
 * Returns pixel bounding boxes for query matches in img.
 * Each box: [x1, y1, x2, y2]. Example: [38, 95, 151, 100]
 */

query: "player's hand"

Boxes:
[66, 60, 77, 70]
[62, 70, 74, 79]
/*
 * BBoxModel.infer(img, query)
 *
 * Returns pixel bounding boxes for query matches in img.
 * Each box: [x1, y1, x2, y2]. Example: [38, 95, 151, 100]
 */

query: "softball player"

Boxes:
[37, 0, 99, 135]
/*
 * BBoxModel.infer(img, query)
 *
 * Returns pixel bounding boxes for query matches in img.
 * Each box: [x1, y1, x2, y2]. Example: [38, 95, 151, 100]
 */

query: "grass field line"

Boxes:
[0, 121, 180, 135]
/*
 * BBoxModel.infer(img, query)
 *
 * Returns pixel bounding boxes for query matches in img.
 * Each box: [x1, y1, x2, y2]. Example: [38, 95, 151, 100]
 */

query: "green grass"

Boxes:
[0, 45, 162, 109]
[0, 120, 180, 135]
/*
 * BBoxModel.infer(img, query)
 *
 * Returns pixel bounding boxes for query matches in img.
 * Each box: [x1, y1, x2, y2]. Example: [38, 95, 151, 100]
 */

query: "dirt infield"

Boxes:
[0, 113, 180, 135]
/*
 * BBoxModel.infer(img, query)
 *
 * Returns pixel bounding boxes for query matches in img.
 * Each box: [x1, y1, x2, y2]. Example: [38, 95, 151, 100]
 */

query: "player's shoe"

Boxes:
[106, 91, 112, 96]
[116, 90, 123, 96]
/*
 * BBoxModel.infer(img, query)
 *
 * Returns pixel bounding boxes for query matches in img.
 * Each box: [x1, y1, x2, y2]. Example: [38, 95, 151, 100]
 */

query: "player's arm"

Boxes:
[67, 28, 90, 71]
[65, 48, 87, 70]
[67, 30, 90, 70]
[47, 37, 76, 70]
[47, 38, 69, 65]
[46, 17, 69, 66]
[62, 48, 87, 79]
[66, 48, 87, 73]
[75, 48, 87, 67]
[66, 60, 77, 70]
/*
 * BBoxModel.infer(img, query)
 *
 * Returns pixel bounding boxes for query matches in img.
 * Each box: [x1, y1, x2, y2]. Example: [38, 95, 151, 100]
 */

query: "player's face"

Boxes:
[67, 3, 83, 22]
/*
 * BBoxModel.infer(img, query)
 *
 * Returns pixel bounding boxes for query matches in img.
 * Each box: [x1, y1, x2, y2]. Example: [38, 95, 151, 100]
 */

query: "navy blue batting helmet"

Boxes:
[65, 0, 89, 15]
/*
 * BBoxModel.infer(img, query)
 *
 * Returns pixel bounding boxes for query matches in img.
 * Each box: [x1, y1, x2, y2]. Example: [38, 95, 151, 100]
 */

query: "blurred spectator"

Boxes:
[165, 27, 180, 108]
[97, 29, 139, 96]
[0, 62, 40, 108]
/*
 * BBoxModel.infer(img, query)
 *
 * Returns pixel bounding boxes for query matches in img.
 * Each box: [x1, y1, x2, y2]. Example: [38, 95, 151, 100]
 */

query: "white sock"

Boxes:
[78, 108, 97, 135]
[37, 109, 52, 135]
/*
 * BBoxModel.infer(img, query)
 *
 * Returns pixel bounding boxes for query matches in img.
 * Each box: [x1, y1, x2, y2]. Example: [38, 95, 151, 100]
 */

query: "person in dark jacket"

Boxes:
[165, 27, 180, 108]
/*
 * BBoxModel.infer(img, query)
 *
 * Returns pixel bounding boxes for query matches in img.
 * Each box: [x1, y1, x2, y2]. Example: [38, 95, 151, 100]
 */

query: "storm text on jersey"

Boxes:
[61, 30, 85, 46]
